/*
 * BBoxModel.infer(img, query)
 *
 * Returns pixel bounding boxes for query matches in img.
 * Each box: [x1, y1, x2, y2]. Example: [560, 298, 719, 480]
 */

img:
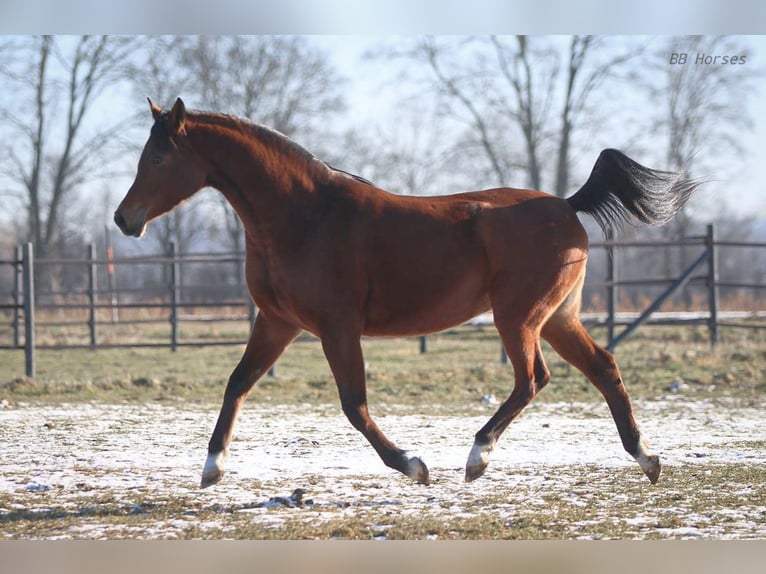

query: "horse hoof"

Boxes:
[643, 455, 661, 484]
[465, 462, 488, 482]
[465, 440, 492, 482]
[405, 456, 430, 485]
[200, 450, 227, 489]
[200, 469, 224, 489]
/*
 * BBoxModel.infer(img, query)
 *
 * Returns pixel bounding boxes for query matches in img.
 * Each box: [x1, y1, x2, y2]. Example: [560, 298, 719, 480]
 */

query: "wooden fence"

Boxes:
[2, 223, 765, 378]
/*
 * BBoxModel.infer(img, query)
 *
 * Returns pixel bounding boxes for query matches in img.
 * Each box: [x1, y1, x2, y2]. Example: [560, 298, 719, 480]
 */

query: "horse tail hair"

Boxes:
[566, 149, 701, 235]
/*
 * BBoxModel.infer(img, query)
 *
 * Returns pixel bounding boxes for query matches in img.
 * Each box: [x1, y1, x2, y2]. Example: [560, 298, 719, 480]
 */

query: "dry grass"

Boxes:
[1, 323, 765, 407]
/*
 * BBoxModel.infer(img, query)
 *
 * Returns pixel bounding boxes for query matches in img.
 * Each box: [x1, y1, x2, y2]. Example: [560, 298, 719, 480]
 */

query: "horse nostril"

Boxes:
[114, 211, 127, 232]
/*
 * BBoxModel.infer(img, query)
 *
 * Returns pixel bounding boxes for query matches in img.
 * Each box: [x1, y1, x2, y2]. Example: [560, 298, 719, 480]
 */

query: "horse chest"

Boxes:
[245, 250, 292, 303]
[243, 245, 331, 331]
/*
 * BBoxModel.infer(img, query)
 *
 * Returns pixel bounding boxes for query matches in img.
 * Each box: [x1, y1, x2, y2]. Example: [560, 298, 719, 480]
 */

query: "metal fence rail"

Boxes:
[2, 223, 765, 378]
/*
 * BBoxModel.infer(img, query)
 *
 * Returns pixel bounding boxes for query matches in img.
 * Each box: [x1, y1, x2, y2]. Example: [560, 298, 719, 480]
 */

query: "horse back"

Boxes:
[353, 185, 588, 335]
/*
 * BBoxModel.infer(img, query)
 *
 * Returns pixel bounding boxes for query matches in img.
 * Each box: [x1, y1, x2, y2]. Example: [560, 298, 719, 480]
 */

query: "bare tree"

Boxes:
[128, 36, 190, 108]
[0, 35, 140, 258]
[488, 35, 558, 190]
[386, 36, 641, 196]
[407, 36, 519, 187]
[652, 36, 755, 177]
[552, 36, 643, 196]
[345, 99, 461, 197]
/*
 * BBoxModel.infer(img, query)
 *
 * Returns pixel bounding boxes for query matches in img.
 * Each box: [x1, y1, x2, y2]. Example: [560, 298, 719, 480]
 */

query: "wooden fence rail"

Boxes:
[2, 223, 765, 378]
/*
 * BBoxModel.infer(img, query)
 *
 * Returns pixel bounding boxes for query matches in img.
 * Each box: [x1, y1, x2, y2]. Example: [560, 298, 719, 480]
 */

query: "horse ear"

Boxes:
[147, 98, 162, 121]
[168, 97, 187, 135]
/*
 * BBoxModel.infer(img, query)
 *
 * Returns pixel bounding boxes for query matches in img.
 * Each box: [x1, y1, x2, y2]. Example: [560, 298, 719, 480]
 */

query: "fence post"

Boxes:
[104, 225, 119, 324]
[13, 245, 22, 349]
[169, 241, 180, 351]
[606, 226, 618, 347]
[706, 223, 719, 345]
[22, 243, 35, 379]
[87, 242, 98, 349]
[419, 335, 428, 354]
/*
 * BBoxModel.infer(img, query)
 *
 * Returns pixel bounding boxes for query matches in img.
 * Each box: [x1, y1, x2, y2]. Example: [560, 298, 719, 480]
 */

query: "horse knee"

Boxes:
[222, 365, 254, 400]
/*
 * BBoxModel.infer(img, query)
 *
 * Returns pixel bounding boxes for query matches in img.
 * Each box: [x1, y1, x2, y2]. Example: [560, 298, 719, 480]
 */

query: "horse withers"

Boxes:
[115, 98, 699, 487]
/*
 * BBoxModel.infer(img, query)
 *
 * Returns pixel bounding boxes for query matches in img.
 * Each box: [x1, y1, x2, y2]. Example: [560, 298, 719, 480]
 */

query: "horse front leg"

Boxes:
[201, 312, 300, 488]
[320, 332, 430, 485]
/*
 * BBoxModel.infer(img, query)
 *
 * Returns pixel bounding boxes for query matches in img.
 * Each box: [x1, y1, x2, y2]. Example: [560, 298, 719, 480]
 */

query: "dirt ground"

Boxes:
[1, 394, 764, 539]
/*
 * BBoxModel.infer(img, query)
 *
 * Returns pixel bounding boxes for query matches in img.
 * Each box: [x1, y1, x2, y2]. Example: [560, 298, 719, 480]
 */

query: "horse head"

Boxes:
[114, 98, 207, 237]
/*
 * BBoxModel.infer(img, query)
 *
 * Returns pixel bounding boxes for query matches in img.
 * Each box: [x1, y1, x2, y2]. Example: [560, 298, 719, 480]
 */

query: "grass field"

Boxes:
[2, 323, 765, 405]
[1, 325, 765, 539]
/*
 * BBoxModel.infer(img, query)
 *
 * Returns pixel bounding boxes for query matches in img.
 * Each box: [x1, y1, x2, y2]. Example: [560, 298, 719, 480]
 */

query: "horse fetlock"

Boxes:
[634, 437, 661, 484]
[200, 450, 228, 489]
[465, 439, 494, 482]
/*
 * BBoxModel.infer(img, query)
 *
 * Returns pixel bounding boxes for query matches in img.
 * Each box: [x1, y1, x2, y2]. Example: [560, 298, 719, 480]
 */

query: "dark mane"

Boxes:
[326, 165, 375, 186]
[183, 111, 374, 186]
[183, 110, 319, 166]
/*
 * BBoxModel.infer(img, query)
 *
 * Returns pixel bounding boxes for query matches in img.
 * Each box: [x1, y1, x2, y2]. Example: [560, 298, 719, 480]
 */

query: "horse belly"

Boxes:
[362, 264, 490, 336]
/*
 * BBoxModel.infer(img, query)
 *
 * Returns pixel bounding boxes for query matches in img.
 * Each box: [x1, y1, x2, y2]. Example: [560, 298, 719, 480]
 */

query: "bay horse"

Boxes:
[115, 98, 699, 488]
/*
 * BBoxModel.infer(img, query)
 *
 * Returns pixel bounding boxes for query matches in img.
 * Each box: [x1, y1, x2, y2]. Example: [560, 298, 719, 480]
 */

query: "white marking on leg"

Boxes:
[200, 449, 228, 487]
[634, 437, 654, 471]
[465, 438, 494, 481]
[467, 440, 493, 469]
[203, 451, 226, 475]
[633, 436, 661, 483]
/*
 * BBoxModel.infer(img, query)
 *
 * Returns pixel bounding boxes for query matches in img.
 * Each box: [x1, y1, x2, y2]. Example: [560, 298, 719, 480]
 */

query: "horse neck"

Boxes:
[186, 114, 327, 237]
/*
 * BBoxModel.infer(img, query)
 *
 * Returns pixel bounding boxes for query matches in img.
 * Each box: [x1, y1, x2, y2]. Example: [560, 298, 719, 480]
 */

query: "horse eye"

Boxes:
[150, 154, 163, 166]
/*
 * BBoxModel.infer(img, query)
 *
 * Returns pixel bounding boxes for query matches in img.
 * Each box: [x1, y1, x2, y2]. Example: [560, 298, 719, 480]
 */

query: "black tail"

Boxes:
[567, 149, 701, 235]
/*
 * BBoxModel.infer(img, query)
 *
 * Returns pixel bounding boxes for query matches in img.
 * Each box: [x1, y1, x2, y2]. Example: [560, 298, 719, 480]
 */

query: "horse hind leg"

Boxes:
[541, 313, 661, 484]
[466, 324, 550, 481]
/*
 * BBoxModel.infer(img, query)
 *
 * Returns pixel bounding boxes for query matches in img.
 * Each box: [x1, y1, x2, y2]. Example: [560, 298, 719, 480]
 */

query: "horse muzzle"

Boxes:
[114, 207, 147, 238]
